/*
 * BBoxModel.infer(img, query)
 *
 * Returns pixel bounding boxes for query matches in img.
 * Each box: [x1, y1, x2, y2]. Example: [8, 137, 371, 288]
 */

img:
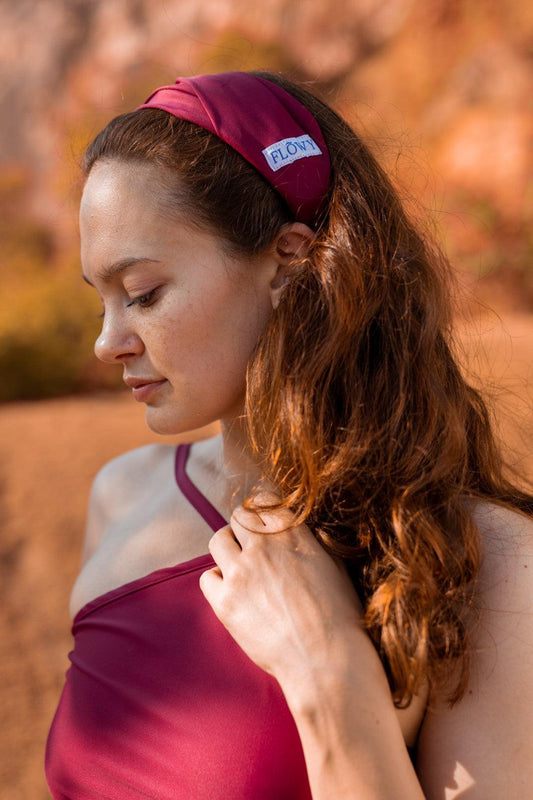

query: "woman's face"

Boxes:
[80, 160, 278, 434]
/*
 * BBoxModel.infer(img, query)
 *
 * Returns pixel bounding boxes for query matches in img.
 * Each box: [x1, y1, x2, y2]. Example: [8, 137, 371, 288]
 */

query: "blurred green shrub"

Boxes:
[1, 265, 116, 402]
[0, 164, 121, 402]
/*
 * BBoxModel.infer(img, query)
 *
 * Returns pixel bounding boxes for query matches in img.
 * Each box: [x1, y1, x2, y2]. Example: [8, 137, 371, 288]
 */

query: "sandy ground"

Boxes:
[1, 313, 532, 799]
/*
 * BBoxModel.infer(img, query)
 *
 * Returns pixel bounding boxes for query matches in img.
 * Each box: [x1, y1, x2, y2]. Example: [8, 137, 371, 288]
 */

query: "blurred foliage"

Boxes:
[1, 260, 121, 402]
[0, 166, 120, 401]
[3, 270, 97, 401]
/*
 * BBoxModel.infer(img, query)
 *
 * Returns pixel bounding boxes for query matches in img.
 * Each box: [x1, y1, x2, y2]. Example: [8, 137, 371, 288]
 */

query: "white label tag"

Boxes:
[262, 135, 322, 172]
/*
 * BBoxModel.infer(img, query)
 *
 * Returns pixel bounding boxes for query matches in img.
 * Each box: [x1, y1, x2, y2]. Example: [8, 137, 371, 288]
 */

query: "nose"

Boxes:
[94, 314, 144, 364]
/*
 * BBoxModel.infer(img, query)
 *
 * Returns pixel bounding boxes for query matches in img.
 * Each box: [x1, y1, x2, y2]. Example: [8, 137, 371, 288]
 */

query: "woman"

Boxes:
[46, 71, 533, 799]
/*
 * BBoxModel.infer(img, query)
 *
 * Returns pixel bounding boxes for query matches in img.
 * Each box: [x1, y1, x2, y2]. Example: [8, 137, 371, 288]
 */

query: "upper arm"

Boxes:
[415, 505, 533, 799]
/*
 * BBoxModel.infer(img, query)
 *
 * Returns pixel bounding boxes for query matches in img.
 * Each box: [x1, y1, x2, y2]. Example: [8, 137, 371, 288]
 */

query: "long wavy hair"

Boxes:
[83, 71, 533, 707]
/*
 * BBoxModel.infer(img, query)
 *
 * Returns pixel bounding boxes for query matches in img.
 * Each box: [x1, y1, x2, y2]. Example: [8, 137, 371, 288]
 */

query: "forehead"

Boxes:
[80, 160, 196, 263]
[80, 160, 178, 220]
[79, 160, 244, 283]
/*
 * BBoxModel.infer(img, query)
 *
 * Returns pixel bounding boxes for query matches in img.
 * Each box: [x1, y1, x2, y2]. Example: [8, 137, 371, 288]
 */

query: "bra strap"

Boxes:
[175, 444, 228, 532]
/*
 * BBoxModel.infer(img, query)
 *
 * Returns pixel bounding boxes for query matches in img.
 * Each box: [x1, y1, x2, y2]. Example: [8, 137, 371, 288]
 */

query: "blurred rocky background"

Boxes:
[1, 0, 532, 797]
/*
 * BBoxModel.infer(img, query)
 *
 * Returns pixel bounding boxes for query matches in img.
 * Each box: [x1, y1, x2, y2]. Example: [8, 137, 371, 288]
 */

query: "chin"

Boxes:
[144, 406, 218, 437]
[145, 408, 186, 436]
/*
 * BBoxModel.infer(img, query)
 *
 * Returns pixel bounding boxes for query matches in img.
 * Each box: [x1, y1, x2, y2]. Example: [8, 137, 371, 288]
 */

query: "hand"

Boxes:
[199, 493, 365, 689]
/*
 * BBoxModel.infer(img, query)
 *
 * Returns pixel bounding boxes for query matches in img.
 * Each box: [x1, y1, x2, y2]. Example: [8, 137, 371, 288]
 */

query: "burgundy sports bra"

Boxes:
[45, 443, 311, 800]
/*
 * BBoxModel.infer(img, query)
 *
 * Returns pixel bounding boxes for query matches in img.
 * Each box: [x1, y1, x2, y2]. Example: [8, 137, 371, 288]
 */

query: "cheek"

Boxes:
[144, 283, 272, 381]
[230, 286, 274, 343]
[193, 290, 272, 359]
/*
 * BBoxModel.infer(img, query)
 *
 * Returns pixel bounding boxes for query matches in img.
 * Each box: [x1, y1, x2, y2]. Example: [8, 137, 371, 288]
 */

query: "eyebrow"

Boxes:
[82, 257, 162, 286]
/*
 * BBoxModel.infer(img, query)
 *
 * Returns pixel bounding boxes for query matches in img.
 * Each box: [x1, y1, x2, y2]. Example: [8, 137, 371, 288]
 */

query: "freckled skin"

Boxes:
[80, 160, 279, 435]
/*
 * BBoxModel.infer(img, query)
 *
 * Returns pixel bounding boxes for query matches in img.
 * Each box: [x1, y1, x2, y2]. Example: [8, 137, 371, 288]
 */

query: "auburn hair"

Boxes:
[83, 72, 533, 707]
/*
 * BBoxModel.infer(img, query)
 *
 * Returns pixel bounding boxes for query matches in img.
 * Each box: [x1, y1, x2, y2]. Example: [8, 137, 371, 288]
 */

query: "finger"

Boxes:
[208, 525, 242, 574]
[251, 491, 303, 531]
[231, 499, 297, 538]
[252, 489, 282, 508]
[198, 565, 223, 604]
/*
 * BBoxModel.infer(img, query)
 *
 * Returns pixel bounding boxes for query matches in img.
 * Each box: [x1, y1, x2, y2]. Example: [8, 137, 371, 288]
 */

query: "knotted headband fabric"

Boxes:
[137, 71, 331, 224]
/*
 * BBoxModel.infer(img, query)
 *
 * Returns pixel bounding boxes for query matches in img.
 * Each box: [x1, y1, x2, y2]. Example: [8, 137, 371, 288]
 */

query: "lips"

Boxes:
[124, 376, 163, 389]
[123, 376, 167, 402]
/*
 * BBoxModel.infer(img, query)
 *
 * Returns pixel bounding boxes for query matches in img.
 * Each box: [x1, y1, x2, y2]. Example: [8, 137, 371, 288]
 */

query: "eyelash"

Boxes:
[126, 288, 158, 310]
[97, 289, 159, 319]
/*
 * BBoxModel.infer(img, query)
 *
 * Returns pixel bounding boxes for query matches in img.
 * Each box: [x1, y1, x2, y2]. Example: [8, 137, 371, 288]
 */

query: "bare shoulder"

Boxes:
[472, 500, 533, 611]
[90, 443, 174, 509]
[471, 500, 533, 676]
[82, 443, 175, 563]
[471, 498, 533, 553]
[416, 501, 533, 799]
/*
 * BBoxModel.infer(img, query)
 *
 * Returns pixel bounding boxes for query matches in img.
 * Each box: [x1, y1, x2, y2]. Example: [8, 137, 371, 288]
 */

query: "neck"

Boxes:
[218, 414, 264, 503]
[191, 413, 275, 518]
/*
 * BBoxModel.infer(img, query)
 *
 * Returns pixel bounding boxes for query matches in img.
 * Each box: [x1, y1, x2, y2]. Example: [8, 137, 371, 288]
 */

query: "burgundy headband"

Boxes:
[137, 71, 331, 225]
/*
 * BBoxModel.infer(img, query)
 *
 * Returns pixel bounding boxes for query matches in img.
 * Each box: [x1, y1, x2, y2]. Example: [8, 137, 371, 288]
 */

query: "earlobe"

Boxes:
[270, 223, 314, 310]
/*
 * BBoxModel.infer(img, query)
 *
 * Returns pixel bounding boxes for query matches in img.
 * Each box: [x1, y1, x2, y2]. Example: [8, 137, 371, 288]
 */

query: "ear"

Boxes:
[269, 222, 314, 310]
